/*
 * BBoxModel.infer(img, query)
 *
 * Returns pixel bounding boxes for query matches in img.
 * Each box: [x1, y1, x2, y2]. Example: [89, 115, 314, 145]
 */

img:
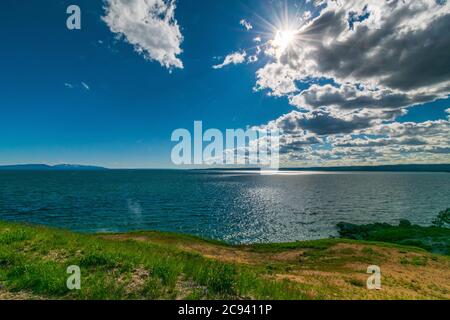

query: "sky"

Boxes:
[0, 0, 449, 168]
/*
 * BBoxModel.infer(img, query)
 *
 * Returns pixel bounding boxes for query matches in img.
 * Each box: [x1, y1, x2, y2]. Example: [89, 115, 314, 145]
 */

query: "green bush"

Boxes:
[399, 219, 412, 228]
[432, 208, 450, 228]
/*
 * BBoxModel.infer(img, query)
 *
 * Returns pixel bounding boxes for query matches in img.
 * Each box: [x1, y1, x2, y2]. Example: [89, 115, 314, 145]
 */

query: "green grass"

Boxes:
[0, 221, 308, 300]
[246, 239, 338, 252]
[0, 220, 449, 300]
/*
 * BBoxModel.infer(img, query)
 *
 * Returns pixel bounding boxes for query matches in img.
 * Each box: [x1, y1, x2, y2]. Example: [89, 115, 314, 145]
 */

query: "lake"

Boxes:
[0, 170, 449, 244]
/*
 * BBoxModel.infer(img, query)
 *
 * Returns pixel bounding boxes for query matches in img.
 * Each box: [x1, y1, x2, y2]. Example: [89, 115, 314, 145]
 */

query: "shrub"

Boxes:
[432, 208, 450, 228]
[192, 262, 238, 296]
[399, 219, 412, 228]
[207, 264, 237, 295]
[80, 252, 120, 269]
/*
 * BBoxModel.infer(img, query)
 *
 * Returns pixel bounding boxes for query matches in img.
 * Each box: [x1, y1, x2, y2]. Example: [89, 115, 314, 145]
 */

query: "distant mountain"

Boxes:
[52, 164, 108, 171]
[0, 164, 108, 171]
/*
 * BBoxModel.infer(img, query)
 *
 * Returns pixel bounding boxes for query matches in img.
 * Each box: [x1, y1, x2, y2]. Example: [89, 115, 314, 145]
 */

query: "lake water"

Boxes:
[0, 170, 449, 244]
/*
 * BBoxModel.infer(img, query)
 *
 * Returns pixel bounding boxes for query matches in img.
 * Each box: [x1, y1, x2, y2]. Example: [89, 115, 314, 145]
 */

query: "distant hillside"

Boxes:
[199, 164, 450, 173]
[283, 164, 450, 173]
[0, 164, 108, 171]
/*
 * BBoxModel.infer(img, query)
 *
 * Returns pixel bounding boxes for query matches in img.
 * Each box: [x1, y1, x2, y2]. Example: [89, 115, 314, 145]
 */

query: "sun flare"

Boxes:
[272, 28, 297, 55]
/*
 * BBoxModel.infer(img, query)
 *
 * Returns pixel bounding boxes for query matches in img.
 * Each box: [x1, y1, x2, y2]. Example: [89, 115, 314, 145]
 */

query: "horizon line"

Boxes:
[0, 163, 449, 171]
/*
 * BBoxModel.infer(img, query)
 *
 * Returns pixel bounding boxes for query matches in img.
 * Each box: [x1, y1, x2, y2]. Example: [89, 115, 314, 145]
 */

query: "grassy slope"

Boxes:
[0, 221, 449, 300]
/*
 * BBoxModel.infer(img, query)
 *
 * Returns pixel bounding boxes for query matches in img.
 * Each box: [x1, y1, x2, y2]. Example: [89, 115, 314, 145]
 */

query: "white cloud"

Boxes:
[361, 120, 450, 139]
[103, 0, 184, 70]
[273, 116, 450, 165]
[81, 82, 90, 90]
[240, 19, 253, 30]
[325, 119, 450, 162]
[302, 10, 312, 21]
[248, 55, 258, 63]
[255, 63, 299, 96]
[288, 83, 445, 118]
[64, 82, 91, 91]
[213, 51, 247, 69]
[262, 107, 403, 136]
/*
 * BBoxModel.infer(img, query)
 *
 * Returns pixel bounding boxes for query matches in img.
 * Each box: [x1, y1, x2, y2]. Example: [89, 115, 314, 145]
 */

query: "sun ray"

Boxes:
[234, 0, 325, 62]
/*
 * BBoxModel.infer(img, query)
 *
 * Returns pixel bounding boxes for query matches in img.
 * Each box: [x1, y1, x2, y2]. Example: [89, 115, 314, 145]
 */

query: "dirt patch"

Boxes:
[43, 249, 69, 263]
[101, 234, 261, 265]
[117, 267, 150, 294]
[101, 234, 310, 265]
[175, 274, 207, 300]
[269, 250, 306, 263]
[0, 289, 42, 300]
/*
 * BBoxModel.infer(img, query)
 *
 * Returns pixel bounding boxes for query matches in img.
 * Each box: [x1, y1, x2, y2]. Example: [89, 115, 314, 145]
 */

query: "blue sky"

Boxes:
[0, 0, 449, 168]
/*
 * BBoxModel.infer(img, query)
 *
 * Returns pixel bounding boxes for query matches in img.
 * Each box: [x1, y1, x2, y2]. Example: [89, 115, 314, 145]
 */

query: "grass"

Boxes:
[0, 220, 449, 300]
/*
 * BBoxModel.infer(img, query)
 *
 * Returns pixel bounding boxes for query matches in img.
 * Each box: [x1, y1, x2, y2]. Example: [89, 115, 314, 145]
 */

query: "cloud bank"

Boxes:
[229, 0, 450, 165]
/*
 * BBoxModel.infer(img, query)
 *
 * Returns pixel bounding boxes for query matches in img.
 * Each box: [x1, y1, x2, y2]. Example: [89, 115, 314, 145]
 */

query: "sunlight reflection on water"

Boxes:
[0, 170, 449, 244]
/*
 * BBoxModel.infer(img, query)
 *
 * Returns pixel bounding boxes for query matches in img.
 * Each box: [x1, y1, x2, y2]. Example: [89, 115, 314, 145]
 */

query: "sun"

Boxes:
[272, 28, 297, 55]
